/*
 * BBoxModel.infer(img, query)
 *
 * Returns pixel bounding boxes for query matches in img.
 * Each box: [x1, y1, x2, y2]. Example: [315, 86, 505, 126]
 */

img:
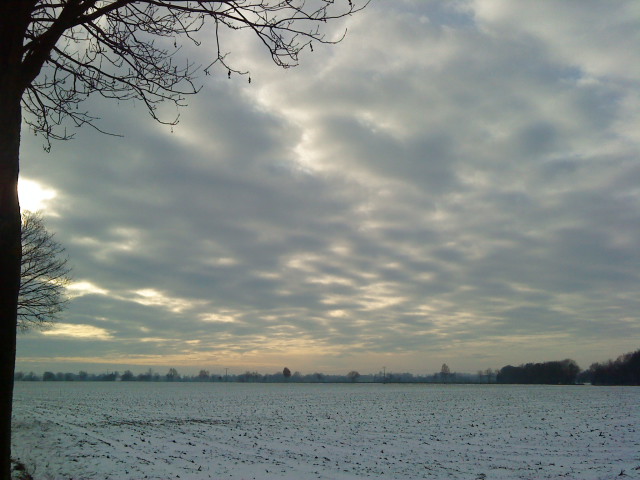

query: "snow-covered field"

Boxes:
[11, 382, 640, 479]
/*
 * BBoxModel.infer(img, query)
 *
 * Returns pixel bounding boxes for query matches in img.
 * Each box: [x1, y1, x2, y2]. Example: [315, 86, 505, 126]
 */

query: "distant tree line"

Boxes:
[14, 349, 639, 385]
[14, 367, 490, 384]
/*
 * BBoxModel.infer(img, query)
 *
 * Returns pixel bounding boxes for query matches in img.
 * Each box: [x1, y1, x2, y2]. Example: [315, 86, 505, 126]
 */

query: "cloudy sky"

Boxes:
[16, 0, 640, 376]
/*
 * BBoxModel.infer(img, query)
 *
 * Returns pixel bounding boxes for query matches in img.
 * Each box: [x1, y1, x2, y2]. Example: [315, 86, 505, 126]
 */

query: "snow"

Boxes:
[11, 382, 640, 479]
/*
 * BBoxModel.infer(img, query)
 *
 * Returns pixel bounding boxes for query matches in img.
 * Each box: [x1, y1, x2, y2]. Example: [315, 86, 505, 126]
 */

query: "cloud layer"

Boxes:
[17, 0, 640, 375]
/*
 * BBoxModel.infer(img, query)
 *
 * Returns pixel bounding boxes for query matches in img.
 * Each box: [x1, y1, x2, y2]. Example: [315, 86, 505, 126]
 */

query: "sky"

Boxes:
[15, 0, 640, 376]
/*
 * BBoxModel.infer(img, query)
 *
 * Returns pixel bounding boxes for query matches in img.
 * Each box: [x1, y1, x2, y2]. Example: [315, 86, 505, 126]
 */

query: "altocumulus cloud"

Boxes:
[16, 0, 640, 375]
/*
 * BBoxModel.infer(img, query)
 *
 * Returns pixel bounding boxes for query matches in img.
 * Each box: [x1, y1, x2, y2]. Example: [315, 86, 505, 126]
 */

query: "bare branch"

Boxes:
[20, 0, 368, 145]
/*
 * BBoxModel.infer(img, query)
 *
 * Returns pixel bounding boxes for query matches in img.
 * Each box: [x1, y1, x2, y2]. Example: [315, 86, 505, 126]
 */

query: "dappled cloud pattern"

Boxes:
[17, 0, 640, 374]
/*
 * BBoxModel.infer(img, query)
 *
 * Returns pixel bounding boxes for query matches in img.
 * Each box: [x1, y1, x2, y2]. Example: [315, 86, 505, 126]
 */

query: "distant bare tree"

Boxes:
[346, 370, 360, 383]
[283, 367, 291, 379]
[484, 368, 495, 383]
[19, 211, 71, 332]
[440, 363, 451, 383]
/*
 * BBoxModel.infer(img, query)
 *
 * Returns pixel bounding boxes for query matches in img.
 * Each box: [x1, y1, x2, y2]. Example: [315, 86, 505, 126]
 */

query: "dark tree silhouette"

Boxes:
[0, 2, 366, 477]
[346, 370, 360, 383]
[283, 367, 291, 379]
[587, 349, 640, 385]
[497, 359, 580, 385]
[19, 211, 71, 332]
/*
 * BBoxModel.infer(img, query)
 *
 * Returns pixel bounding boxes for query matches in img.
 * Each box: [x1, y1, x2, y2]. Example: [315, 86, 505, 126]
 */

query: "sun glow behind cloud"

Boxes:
[18, 178, 58, 212]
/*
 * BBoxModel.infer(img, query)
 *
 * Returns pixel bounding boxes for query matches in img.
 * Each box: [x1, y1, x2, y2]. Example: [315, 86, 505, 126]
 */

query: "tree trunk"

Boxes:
[0, 5, 27, 478]
[0, 90, 22, 480]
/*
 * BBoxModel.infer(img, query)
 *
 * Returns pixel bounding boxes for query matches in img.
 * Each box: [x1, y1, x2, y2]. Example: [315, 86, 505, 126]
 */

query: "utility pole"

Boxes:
[383, 366, 386, 384]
